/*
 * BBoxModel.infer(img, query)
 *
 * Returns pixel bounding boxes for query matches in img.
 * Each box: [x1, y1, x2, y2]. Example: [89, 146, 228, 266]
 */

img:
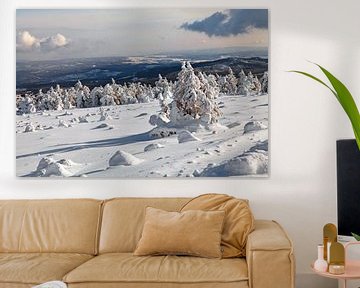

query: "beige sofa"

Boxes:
[0, 198, 295, 288]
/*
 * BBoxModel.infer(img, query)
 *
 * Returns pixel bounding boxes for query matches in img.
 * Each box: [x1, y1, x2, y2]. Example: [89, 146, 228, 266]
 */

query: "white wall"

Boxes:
[1, 0, 360, 287]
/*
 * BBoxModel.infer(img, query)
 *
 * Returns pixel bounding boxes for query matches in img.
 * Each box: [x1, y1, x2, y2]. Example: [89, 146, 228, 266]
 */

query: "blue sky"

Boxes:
[16, 9, 268, 61]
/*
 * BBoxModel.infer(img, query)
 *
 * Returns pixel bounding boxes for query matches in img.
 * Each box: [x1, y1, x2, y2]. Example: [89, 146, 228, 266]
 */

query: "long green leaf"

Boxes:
[351, 232, 360, 241]
[290, 65, 360, 150]
[317, 65, 357, 117]
[289, 70, 337, 97]
[316, 65, 360, 150]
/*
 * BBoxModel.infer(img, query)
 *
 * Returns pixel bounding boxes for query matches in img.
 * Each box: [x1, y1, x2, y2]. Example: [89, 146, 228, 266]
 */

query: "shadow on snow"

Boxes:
[16, 132, 151, 159]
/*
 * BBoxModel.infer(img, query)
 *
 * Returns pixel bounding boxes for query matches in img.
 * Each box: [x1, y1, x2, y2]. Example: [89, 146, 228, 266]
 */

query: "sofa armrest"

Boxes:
[246, 220, 295, 288]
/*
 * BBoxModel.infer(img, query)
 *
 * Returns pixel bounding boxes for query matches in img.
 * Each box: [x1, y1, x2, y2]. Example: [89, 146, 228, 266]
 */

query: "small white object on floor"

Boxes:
[32, 281, 67, 288]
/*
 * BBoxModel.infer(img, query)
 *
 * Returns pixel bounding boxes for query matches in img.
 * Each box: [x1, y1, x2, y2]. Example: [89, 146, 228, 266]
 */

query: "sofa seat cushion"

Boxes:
[0, 253, 93, 285]
[64, 253, 248, 284]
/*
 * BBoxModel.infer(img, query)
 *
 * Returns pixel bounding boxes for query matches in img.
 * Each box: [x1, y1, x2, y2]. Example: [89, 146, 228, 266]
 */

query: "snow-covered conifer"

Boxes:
[93, 89, 103, 106]
[75, 81, 91, 108]
[260, 72, 268, 93]
[99, 84, 116, 106]
[238, 70, 251, 96]
[51, 86, 64, 111]
[224, 67, 238, 95]
[17, 94, 36, 115]
[170, 61, 220, 125]
[253, 76, 262, 95]
[63, 89, 75, 109]
[154, 74, 171, 99]
[206, 74, 220, 97]
[246, 71, 256, 93]
[74, 80, 83, 90]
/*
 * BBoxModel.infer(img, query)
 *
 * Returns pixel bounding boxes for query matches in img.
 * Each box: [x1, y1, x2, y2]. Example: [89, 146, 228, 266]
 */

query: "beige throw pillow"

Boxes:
[134, 207, 225, 258]
[181, 193, 255, 258]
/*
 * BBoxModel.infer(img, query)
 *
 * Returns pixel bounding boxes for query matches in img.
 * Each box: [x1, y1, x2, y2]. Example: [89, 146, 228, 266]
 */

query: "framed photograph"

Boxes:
[16, 8, 269, 178]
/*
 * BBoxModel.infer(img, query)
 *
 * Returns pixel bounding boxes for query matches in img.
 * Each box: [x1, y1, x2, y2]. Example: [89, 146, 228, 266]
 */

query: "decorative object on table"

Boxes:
[32, 281, 67, 288]
[16, 9, 269, 178]
[328, 264, 345, 275]
[323, 223, 337, 262]
[312, 226, 360, 288]
[290, 63, 360, 150]
[314, 244, 328, 272]
[329, 242, 345, 275]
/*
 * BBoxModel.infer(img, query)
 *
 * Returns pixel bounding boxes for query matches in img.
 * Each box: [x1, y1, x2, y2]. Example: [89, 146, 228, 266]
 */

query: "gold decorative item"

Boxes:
[323, 223, 337, 261]
[329, 242, 345, 275]
[328, 264, 345, 275]
[312, 225, 360, 288]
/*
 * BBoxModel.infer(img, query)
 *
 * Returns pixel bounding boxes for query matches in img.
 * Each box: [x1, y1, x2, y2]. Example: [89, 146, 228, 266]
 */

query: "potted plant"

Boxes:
[291, 64, 360, 240]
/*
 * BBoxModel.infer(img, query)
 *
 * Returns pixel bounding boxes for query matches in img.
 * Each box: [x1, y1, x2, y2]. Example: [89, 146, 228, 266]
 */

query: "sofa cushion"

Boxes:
[63, 253, 248, 284]
[134, 207, 225, 258]
[0, 253, 93, 285]
[0, 199, 102, 254]
[99, 198, 190, 253]
[181, 194, 254, 258]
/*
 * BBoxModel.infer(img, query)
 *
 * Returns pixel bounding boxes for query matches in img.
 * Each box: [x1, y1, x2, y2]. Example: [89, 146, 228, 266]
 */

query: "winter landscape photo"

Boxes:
[16, 9, 269, 178]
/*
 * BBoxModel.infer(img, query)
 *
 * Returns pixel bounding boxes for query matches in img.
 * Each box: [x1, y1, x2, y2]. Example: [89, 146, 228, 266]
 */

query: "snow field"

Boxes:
[16, 93, 268, 177]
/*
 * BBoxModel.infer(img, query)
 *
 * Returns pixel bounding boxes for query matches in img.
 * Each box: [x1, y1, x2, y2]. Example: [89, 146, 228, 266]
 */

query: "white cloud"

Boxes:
[16, 31, 40, 51]
[41, 33, 69, 51]
[16, 30, 70, 52]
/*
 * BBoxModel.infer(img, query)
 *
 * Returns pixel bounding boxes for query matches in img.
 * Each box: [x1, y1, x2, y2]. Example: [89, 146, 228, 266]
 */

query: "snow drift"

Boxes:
[177, 130, 201, 143]
[198, 150, 268, 177]
[33, 156, 81, 177]
[109, 150, 143, 166]
[243, 121, 267, 133]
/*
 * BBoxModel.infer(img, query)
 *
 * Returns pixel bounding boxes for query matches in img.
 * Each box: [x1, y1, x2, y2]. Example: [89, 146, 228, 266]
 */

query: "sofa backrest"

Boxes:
[0, 199, 102, 255]
[99, 197, 190, 253]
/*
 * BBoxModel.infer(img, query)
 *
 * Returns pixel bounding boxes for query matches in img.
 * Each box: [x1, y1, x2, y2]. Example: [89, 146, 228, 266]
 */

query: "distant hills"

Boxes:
[16, 55, 268, 94]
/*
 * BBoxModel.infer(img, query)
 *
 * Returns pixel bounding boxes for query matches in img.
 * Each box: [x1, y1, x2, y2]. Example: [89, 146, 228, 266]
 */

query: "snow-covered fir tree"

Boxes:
[205, 74, 220, 97]
[169, 61, 220, 125]
[109, 79, 122, 105]
[260, 72, 268, 93]
[222, 67, 238, 95]
[63, 90, 74, 109]
[246, 71, 256, 94]
[136, 83, 152, 103]
[154, 74, 171, 99]
[17, 94, 36, 114]
[158, 83, 173, 117]
[75, 81, 91, 108]
[153, 74, 173, 117]
[217, 75, 228, 94]
[51, 86, 64, 111]
[37, 87, 63, 111]
[237, 70, 265, 96]
[252, 75, 262, 95]
[100, 84, 117, 106]
[90, 86, 103, 107]
[237, 70, 250, 95]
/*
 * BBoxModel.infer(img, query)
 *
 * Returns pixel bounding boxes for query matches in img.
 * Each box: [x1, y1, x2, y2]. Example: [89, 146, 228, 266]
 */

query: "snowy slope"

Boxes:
[16, 94, 268, 177]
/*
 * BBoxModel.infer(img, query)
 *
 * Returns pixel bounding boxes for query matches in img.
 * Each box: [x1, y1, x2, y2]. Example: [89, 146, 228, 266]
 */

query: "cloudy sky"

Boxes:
[16, 9, 268, 61]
